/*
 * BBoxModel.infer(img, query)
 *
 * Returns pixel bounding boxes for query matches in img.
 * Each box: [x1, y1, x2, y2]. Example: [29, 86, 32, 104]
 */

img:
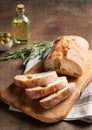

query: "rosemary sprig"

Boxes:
[0, 41, 54, 65]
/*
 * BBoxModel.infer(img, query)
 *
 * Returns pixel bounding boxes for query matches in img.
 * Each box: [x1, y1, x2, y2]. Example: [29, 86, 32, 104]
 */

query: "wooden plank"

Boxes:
[0, 50, 92, 123]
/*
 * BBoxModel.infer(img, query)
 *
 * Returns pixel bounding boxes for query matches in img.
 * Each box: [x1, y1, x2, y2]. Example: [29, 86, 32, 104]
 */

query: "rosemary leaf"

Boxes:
[0, 41, 54, 65]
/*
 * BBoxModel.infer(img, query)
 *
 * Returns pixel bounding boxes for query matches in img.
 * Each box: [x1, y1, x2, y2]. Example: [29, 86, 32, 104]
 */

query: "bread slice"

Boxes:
[40, 82, 76, 109]
[25, 76, 68, 99]
[44, 35, 89, 77]
[14, 71, 58, 88]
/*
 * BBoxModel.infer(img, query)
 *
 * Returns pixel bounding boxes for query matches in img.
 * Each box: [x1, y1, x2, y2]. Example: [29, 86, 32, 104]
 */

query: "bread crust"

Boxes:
[14, 71, 58, 88]
[40, 82, 76, 109]
[44, 35, 89, 77]
[25, 77, 68, 99]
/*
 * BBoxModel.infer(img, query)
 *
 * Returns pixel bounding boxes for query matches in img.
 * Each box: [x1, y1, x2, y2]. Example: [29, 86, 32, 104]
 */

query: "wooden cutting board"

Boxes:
[0, 50, 92, 123]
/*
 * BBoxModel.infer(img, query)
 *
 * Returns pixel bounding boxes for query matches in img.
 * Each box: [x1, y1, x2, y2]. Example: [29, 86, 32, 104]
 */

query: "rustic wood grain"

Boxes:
[0, 0, 92, 129]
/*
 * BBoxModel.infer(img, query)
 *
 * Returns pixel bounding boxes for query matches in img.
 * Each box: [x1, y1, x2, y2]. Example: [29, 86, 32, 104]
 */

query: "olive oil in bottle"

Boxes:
[12, 4, 30, 44]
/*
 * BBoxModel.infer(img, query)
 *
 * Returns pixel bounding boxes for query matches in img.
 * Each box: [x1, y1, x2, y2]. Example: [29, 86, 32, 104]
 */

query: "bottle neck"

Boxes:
[16, 8, 25, 17]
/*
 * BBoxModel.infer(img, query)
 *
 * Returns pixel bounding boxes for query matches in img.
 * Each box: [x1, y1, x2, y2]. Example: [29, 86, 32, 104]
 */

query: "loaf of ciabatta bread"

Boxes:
[25, 76, 68, 99]
[14, 71, 58, 88]
[44, 35, 89, 77]
[40, 82, 76, 109]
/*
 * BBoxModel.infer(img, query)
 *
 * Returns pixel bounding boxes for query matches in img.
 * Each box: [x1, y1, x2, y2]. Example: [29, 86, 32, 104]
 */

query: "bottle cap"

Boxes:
[17, 4, 24, 9]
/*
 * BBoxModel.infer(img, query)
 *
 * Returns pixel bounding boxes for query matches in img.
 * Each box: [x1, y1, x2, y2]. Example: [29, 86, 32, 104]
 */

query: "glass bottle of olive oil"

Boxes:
[12, 4, 30, 44]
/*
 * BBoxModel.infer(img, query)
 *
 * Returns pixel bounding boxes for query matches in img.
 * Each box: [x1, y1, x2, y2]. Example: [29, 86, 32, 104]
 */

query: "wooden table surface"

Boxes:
[0, 0, 92, 129]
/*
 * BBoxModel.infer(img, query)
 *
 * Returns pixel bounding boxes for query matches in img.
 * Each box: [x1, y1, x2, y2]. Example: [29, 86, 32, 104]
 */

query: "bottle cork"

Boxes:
[17, 4, 24, 9]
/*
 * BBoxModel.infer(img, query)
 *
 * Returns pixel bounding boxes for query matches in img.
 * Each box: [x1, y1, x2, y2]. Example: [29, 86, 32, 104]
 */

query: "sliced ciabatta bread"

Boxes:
[25, 76, 68, 99]
[14, 71, 58, 88]
[40, 82, 76, 109]
[44, 35, 89, 77]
